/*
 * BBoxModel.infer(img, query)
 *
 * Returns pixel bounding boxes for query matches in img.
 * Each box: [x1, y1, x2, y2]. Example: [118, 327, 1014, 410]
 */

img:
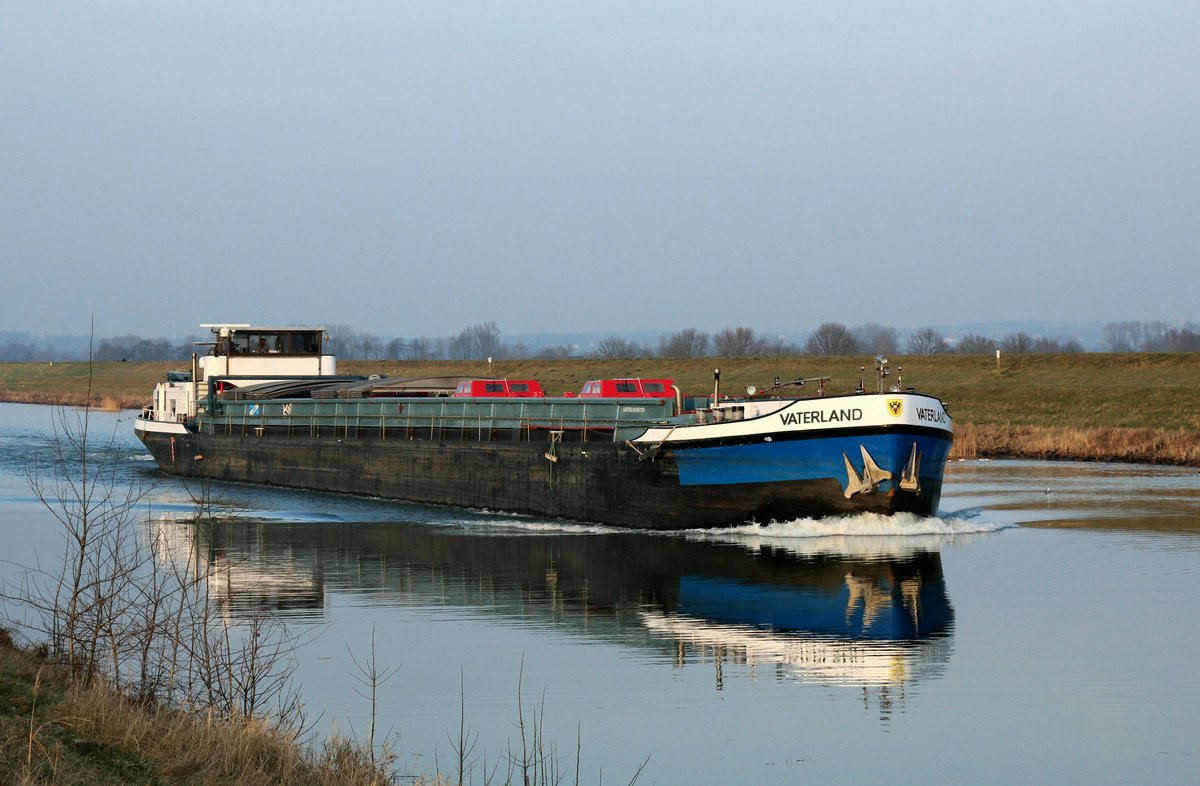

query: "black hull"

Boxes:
[137, 429, 946, 530]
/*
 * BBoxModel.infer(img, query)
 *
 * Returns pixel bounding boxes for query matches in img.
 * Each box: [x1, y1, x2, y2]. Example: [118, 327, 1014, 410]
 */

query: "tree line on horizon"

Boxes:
[2, 320, 1198, 363]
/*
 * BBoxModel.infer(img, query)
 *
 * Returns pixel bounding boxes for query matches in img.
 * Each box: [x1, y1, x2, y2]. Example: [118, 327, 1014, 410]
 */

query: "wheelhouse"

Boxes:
[197, 324, 336, 389]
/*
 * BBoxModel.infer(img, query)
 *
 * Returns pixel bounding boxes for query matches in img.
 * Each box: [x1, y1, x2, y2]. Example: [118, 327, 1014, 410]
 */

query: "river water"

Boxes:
[1, 403, 1197, 784]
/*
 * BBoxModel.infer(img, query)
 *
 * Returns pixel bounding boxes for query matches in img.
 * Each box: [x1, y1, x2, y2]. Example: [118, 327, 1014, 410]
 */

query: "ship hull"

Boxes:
[135, 423, 951, 529]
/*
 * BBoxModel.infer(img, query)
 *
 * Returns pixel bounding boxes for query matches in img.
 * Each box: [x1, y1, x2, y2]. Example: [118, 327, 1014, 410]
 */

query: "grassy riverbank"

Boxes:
[0, 631, 393, 785]
[1, 354, 1198, 464]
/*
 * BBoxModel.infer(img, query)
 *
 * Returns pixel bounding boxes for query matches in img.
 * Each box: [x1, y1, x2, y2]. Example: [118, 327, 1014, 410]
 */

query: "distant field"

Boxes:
[2, 353, 1198, 464]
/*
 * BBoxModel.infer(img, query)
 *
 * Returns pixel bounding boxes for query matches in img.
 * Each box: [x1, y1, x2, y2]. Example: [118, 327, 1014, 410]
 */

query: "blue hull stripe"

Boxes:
[673, 431, 952, 489]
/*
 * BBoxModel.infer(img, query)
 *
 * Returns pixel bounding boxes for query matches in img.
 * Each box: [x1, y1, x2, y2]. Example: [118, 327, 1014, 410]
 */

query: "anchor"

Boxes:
[842, 445, 893, 498]
[898, 442, 922, 492]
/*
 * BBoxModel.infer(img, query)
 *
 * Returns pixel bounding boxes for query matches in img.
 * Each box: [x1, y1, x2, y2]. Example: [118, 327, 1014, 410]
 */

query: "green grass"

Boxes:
[921, 352, 1200, 431]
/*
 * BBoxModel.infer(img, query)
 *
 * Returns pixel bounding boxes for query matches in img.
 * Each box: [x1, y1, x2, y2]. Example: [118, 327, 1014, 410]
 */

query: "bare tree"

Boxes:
[358, 332, 384, 360]
[11, 422, 308, 726]
[535, 343, 575, 359]
[346, 626, 400, 771]
[1030, 336, 1084, 353]
[1000, 332, 1034, 354]
[1159, 326, 1200, 351]
[593, 337, 642, 358]
[4, 328, 308, 733]
[713, 327, 767, 357]
[0, 339, 38, 361]
[1134, 322, 1173, 351]
[658, 328, 710, 358]
[450, 322, 503, 360]
[852, 322, 900, 355]
[384, 337, 407, 360]
[759, 335, 802, 356]
[906, 327, 947, 355]
[95, 335, 177, 362]
[471, 322, 504, 359]
[1101, 322, 1132, 352]
[804, 323, 859, 356]
[955, 334, 998, 354]
[1138, 323, 1200, 352]
[324, 324, 362, 358]
[13, 333, 151, 677]
[406, 336, 437, 360]
[174, 334, 203, 359]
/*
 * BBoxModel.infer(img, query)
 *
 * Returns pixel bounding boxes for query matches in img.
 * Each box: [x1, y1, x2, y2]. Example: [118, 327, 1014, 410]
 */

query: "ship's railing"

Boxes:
[197, 397, 677, 443]
[141, 406, 189, 424]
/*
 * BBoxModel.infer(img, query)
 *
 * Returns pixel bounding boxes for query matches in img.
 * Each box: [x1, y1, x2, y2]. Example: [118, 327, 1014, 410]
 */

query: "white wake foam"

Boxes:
[682, 510, 1011, 558]
[438, 507, 1011, 552]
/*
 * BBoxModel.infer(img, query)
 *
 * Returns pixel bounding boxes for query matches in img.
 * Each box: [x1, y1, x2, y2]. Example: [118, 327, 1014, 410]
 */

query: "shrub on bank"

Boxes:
[0, 630, 397, 785]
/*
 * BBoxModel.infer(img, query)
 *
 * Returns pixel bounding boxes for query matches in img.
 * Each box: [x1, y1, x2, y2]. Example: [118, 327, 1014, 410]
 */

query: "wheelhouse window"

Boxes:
[212, 329, 324, 357]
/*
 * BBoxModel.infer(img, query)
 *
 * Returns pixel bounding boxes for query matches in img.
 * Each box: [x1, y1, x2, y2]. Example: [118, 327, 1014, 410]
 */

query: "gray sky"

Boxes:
[3, 2, 1197, 339]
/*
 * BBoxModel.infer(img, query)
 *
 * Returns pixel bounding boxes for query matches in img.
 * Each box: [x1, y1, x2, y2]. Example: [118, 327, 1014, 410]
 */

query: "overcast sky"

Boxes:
[2, 2, 1197, 340]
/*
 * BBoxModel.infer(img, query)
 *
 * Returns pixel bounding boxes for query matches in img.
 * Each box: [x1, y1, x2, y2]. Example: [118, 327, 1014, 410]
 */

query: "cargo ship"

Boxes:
[134, 324, 954, 529]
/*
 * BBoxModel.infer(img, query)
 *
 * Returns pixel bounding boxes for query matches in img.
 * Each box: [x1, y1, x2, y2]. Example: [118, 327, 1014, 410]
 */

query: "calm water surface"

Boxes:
[1, 403, 1198, 784]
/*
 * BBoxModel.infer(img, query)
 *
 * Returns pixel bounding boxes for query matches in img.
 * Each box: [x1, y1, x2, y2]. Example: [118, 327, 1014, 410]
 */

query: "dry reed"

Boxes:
[0, 390, 143, 409]
[951, 422, 1200, 465]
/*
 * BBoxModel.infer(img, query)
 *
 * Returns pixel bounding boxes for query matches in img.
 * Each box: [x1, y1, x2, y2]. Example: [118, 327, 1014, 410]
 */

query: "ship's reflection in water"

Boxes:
[155, 519, 954, 702]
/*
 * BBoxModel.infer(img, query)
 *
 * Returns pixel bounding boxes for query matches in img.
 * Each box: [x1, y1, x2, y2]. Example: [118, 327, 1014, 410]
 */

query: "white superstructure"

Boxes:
[139, 323, 335, 427]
